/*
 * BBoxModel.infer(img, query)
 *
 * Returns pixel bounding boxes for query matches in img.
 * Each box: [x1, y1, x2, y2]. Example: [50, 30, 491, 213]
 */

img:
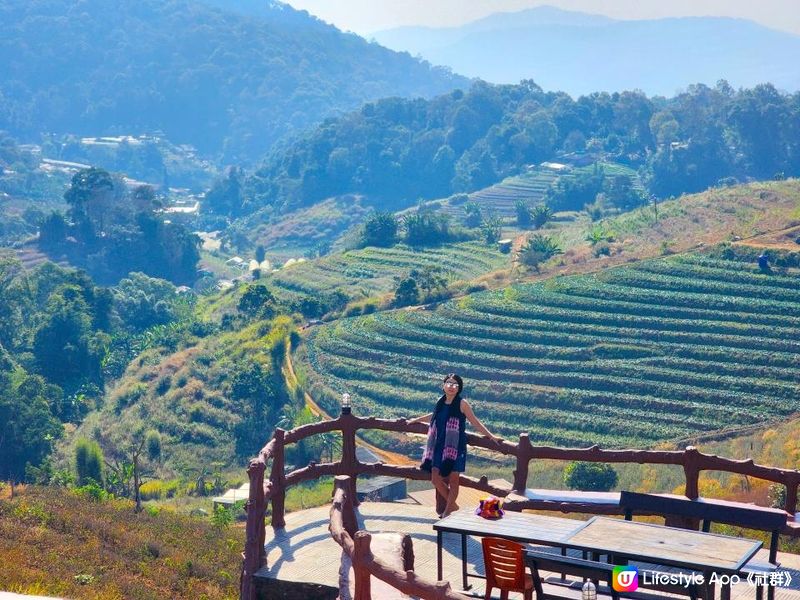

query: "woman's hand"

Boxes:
[408, 413, 431, 425]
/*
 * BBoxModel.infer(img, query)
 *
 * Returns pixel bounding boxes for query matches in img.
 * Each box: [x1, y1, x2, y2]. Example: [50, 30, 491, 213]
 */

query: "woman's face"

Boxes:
[443, 378, 460, 396]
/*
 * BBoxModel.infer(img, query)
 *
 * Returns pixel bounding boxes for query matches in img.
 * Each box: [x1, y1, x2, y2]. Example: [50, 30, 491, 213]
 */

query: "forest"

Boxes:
[0, 0, 465, 163]
[241, 80, 800, 217]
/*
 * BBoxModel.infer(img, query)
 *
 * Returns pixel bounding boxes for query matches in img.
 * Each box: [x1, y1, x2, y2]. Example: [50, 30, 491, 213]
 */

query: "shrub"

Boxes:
[211, 504, 234, 529]
[75, 481, 110, 502]
[563, 461, 618, 492]
[768, 483, 786, 509]
[518, 234, 563, 271]
[593, 242, 611, 257]
[360, 212, 398, 248]
[74, 438, 104, 486]
[531, 204, 553, 229]
[516, 200, 532, 228]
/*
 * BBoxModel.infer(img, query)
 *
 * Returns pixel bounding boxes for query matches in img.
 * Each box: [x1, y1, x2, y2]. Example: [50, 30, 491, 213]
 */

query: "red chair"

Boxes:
[481, 537, 534, 600]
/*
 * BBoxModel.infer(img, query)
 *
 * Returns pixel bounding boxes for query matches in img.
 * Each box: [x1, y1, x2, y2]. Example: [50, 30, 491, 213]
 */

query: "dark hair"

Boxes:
[442, 373, 463, 394]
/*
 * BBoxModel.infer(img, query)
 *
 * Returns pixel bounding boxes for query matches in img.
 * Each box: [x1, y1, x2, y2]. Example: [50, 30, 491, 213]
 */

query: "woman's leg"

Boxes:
[431, 467, 451, 514]
[444, 471, 460, 515]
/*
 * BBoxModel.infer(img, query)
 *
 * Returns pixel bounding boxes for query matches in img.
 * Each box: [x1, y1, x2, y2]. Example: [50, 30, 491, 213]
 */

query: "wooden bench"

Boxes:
[524, 549, 703, 600]
[620, 491, 787, 600]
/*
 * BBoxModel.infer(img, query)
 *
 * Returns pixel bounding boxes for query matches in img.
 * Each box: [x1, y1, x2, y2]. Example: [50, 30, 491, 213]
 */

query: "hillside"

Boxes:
[242, 77, 800, 226]
[0, 485, 241, 599]
[266, 240, 509, 309]
[0, 0, 466, 163]
[301, 249, 800, 448]
[67, 315, 296, 475]
[372, 6, 800, 96]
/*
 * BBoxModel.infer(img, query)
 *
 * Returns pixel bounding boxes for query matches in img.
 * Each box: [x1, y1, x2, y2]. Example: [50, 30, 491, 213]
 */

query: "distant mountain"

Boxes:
[372, 6, 800, 96]
[0, 0, 467, 164]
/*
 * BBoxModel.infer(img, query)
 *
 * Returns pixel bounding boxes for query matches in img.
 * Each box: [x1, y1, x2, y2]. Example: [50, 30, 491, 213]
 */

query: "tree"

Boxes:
[463, 201, 482, 228]
[238, 284, 277, 320]
[39, 211, 67, 248]
[0, 372, 63, 481]
[393, 276, 419, 307]
[515, 200, 532, 228]
[231, 361, 280, 459]
[74, 438, 104, 486]
[113, 272, 177, 332]
[563, 461, 618, 492]
[103, 428, 156, 512]
[360, 212, 398, 248]
[403, 212, 450, 247]
[481, 214, 503, 245]
[32, 284, 107, 390]
[205, 167, 245, 217]
[64, 167, 115, 234]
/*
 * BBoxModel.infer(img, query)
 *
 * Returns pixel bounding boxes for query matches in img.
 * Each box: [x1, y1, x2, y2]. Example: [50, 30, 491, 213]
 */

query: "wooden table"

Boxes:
[563, 517, 763, 600]
[433, 509, 586, 590]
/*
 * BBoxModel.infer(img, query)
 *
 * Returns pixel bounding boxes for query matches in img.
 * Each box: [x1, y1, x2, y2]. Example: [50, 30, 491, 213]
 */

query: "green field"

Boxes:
[267, 240, 510, 303]
[302, 251, 800, 448]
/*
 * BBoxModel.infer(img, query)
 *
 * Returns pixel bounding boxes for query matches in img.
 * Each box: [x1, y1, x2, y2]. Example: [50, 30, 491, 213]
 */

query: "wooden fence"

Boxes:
[239, 412, 800, 600]
[329, 475, 466, 600]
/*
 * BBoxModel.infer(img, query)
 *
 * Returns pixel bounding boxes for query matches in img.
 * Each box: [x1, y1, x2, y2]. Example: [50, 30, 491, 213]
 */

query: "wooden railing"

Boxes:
[329, 475, 467, 600]
[239, 412, 800, 600]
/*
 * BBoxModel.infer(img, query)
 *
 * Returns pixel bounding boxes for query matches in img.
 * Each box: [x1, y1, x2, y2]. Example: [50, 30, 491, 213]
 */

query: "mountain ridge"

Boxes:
[0, 0, 468, 164]
[372, 7, 800, 96]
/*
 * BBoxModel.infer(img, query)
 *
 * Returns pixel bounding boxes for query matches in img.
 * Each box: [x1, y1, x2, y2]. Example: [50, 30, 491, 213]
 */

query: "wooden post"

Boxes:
[683, 446, 700, 500]
[784, 475, 799, 516]
[333, 475, 358, 537]
[512, 433, 531, 492]
[353, 531, 373, 600]
[341, 415, 360, 507]
[271, 428, 286, 529]
[241, 459, 266, 600]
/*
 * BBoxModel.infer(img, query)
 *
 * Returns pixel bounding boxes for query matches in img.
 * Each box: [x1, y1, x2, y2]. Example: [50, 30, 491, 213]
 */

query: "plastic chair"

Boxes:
[481, 537, 534, 600]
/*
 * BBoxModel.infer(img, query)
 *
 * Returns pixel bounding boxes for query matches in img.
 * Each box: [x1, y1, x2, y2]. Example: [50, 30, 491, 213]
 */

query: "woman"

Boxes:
[409, 373, 502, 517]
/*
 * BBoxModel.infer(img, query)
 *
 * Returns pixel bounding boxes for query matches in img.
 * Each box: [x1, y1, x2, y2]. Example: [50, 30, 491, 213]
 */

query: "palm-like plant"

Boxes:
[518, 234, 563, 271]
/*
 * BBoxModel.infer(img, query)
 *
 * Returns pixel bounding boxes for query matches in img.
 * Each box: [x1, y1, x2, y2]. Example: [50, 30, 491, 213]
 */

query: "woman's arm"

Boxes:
[461, 400, 502, 443]
[407, 412, 433, 424]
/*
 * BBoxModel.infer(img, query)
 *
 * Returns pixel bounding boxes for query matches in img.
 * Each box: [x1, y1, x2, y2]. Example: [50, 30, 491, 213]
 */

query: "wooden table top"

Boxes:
[434, 509, 586, 545]
[565, 517, 762, 572]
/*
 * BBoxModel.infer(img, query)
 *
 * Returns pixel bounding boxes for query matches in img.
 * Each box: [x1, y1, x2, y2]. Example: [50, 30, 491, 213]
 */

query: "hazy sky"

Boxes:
[283, 0, 800, 36]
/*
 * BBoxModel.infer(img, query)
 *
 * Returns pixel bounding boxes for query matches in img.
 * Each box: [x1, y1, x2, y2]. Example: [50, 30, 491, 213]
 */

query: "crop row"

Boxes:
[513, 284, 800, 330]
[308, 351, 752, 446]
[359, 312, 800, 383]
[321, 322, 797, 402]
[319, 353, 756, 429]
[302, 250, 800, 446]
[312, 331, 790, 417]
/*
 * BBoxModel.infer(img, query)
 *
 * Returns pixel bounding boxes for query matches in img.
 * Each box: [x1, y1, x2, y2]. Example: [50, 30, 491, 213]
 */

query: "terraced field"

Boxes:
[466, 169, 561, 217]
[302, 252, 800, 448]
[267, 240, 509, 302]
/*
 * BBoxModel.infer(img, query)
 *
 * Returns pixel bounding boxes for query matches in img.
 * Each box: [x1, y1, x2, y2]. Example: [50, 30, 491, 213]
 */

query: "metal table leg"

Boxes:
[462, 533, 471, 590]
[437, 530, 443, 581]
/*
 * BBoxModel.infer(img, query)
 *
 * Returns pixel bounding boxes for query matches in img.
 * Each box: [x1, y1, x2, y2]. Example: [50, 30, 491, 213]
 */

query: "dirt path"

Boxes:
[283, 345, 416, 466]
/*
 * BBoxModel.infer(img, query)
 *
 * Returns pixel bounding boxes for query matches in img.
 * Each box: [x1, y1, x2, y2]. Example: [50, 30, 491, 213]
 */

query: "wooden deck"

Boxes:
[256, 498, 800, 599]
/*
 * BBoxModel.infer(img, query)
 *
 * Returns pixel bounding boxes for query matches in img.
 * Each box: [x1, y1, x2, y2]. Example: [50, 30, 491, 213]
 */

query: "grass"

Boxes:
[0, 485, 241, 600]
